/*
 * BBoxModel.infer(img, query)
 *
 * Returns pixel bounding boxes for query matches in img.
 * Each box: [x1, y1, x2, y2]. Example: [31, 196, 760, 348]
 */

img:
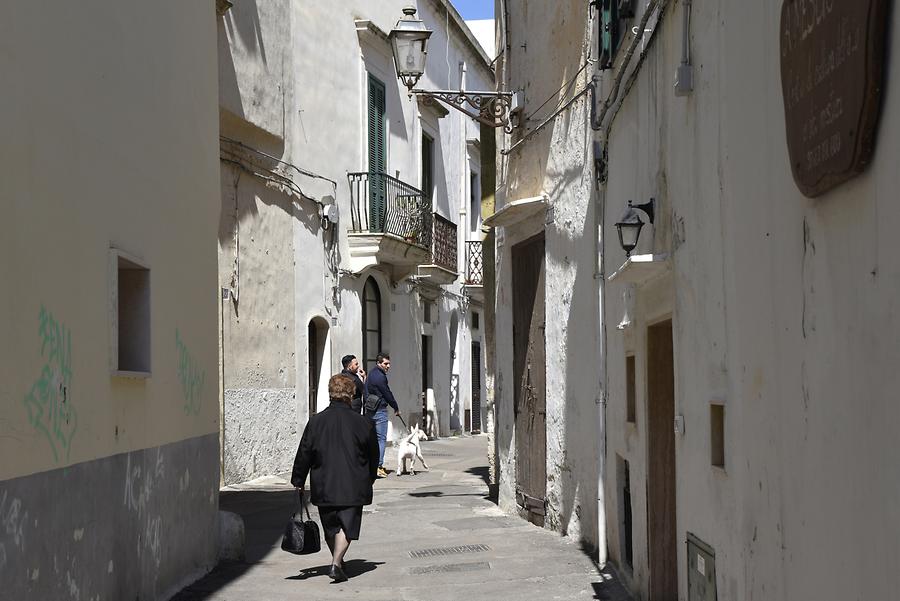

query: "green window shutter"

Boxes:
[368, 75, 387, 231]
[600, 0, 619, 70]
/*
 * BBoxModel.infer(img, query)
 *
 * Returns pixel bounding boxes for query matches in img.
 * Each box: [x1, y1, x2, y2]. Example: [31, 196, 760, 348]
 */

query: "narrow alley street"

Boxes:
[173, 435, 629, 601]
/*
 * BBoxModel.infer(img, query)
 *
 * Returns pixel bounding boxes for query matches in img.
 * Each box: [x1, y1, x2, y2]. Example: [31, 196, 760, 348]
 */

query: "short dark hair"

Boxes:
[341, 354, 356, 369]
[328, 374, 356, 403]
[376, 352, 390, 364]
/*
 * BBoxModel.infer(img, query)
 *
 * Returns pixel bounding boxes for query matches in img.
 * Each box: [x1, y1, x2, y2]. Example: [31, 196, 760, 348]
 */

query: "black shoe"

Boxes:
[329, 564, 348, 583]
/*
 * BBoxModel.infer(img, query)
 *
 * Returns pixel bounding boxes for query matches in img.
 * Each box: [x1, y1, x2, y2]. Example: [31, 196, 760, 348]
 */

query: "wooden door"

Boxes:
[647, 320, 677, 600]
[512, 233, 546, 526]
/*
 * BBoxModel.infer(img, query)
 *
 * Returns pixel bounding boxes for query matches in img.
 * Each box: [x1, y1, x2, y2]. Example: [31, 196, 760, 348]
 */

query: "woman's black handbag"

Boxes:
[281, 490, 321, 555]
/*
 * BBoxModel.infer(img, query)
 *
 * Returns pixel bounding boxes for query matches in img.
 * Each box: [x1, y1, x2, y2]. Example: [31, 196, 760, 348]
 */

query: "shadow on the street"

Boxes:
[407, 490, 493, 500]
[285, 558, 384, 580]
[171, 489, 297, 600]
[590, 565, 634, 601]
[464, 466, 499, 504]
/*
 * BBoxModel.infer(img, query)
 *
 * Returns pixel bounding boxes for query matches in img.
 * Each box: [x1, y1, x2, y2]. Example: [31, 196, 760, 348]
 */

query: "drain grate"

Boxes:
[423, 452, 453, 457]
[409, 561, 491, 575]
[409, 543, 491, 559]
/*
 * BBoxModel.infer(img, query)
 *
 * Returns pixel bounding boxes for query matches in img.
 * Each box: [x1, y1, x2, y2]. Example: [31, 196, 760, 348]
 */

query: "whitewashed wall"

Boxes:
[493, 0, 602, 550]
[219, 0, 493, 483]
[602, 1, 900, 600]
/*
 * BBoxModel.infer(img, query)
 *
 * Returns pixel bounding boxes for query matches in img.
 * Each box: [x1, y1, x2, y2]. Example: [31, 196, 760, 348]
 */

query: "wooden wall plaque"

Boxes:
[780, 0, 890, 198]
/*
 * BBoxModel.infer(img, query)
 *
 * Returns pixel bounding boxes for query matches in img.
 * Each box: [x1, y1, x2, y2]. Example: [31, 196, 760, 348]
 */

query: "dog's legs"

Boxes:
[416, 447, 429, 470]
[397, 454, 403, 476]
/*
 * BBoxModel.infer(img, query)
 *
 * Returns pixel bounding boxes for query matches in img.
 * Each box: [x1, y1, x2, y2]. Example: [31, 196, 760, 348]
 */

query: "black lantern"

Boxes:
[389, 6, 433, 92]
[615, 199, 655, 257]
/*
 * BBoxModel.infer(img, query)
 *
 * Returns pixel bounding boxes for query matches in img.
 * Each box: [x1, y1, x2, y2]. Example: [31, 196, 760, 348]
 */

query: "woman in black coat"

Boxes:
[291, 374, 379, 582]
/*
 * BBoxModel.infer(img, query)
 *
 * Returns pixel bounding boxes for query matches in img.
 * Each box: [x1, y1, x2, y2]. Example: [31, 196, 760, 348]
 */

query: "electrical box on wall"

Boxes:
[687, 533, 718, 601]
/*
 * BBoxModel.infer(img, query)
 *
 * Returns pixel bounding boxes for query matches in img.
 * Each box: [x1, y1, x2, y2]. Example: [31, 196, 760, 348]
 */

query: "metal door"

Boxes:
[471, 341, 482, 433]
[512, 233, 546, 526]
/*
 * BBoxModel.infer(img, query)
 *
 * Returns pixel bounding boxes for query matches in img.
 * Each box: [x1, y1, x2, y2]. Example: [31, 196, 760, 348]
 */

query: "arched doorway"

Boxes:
[448, 310, 461, 432]
[362, 277, 383, 371]
[308, 317, 330, 417]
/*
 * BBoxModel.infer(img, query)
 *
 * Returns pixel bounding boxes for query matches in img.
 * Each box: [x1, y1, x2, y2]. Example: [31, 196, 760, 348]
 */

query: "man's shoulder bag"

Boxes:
[363, 393, 383, 417]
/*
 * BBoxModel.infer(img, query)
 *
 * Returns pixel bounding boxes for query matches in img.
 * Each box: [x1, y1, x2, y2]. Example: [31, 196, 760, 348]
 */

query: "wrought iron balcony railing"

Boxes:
[466, 240, 483, 285]
[348, 172, 433, 249]
[431, 213, 458, 273]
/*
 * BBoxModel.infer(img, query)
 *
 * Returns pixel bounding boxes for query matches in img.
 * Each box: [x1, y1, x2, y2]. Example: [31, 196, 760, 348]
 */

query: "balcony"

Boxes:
[347, 172, 433, 278]
[418, 213, 459, 285]
[464, 240, 484, 300]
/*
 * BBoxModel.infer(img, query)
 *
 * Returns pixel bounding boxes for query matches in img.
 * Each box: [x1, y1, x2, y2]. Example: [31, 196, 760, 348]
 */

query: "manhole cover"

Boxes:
[409, 561, 491, 575]
[409, 544, 491, 559]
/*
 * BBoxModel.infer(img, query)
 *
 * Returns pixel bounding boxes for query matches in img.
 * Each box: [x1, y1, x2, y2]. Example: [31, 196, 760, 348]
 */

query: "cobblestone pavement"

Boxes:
[172, 434, 632, 601]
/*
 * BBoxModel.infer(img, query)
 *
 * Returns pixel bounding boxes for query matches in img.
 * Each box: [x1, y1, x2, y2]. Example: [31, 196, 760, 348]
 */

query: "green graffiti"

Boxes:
[176, 329, 205, 416]
[22, 306, 77, 462]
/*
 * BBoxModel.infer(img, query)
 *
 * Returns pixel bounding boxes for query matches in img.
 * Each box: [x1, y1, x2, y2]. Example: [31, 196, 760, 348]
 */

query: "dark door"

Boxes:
[647, 320, 677, 600]
[471, 341, 482, 433]
[367, 75, 386, 231]
[308, 321, 318, 417]
[422, 334, 432, 431]
[512, 233, 546, 526]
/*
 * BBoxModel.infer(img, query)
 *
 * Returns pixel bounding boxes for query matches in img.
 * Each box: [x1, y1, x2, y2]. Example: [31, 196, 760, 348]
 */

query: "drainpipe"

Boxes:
[594, 135, 609, 568]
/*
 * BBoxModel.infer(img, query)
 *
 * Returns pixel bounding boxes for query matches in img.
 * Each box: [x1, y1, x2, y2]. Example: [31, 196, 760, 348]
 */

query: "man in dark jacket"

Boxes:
[340, 354, 367, 414]
[365, 352, 401, 478]
[291, 374, 379, 583]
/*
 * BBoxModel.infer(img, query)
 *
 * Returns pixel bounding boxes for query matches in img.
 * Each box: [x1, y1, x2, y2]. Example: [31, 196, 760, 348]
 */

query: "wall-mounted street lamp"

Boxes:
[389, 6, 514, 132]
[615, 199, 655, 256]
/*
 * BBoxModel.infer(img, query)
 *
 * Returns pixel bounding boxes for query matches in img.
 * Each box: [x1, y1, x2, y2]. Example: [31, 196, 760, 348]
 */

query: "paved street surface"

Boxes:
[173, 435, 631, 601]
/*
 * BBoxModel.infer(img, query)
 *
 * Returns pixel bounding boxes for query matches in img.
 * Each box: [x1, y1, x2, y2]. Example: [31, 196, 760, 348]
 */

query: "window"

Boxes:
[421, 132, 434, 202]
[625, 355, 636, 423]
[470, 171, 480, 233]
[423, 300, 432, 324]
[368, 75, 387, 231]
[711, 403, 725, 468]
[599, 0, 635, 70]
[472, 311, 480, 330]
[110, 249, 151, 375]
[362, 277, 382, 370]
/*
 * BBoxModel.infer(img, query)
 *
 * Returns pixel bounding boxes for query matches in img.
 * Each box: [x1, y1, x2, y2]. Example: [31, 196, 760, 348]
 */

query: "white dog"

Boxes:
[396, 424, 429, 476]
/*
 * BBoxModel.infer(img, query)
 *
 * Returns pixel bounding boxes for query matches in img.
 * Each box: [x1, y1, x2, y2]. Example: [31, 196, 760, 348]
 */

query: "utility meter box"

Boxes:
[687, 533, 717, 601]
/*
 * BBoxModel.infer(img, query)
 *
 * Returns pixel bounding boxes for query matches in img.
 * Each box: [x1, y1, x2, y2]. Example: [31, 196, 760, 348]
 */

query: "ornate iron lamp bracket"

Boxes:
[412, 89, 514, 133]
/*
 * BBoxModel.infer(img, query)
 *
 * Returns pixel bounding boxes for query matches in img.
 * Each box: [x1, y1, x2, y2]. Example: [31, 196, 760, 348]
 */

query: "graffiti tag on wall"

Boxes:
[175, 329, 204, 416]
[23, 306, 77, 462]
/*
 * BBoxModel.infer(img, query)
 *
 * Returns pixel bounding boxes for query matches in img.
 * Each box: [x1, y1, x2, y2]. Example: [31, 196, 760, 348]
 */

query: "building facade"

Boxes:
[0, 2, 221, 599]
[218, 0, 493, 485]
[492, 1, 900, 600]
[490, 0, 602, 551]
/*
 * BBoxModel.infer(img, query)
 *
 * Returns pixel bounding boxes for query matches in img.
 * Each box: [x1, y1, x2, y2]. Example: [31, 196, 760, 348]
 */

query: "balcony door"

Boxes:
[367, 74, 386, 232]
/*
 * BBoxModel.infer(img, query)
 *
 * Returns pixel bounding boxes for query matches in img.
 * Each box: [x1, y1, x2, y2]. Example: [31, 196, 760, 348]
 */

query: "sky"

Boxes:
[451, 0, 494, 21]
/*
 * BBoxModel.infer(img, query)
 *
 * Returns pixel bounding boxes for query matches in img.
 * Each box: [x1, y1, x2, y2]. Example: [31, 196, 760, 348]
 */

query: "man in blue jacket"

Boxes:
[365, 352, 400, 477]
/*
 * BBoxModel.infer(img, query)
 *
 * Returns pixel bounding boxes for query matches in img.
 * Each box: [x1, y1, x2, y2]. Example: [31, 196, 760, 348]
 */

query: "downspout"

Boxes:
[590, 0, 671, 567]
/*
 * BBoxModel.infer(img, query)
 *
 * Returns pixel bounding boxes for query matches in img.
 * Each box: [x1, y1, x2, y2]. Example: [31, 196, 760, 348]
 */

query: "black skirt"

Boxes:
[318, 505, 363, 540]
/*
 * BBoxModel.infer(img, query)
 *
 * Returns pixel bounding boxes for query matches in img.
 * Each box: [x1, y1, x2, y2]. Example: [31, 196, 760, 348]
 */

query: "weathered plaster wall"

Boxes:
[603, 1, 900, 600]
[0, 435, 219, 601]
[218, 0, 290, 145]
[494, 0, 601, 549]
[0, 1, 220, 597]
